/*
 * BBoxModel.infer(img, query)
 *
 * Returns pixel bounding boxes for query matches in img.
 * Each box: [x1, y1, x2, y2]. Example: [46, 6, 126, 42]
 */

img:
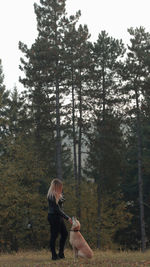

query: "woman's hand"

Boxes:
[68, 217, 72, 224]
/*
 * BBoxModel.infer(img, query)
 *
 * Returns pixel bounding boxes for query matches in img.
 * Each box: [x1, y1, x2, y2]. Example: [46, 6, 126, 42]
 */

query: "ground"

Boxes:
[0, 249, 150, 267]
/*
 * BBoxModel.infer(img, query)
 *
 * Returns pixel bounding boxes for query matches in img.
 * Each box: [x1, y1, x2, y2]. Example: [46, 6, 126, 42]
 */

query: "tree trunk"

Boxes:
[77, 70, 82, 219]
[97, 64, 106, 248]
[54, 13, 62, 180]
[56, 77, 62, 180]
[71, 65, 80, 217]
[71, 65, 78, 181]
[135, 85, 146, 251]
[102, 65, 106, 121]
[97, 182, 101, 248]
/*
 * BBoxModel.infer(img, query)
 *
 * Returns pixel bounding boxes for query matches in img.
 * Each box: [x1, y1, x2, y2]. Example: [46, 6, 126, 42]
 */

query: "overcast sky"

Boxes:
[0, 0, 150, 91]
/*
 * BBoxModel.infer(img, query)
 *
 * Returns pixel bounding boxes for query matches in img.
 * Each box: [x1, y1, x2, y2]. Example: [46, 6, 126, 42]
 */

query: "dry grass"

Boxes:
[0, 249, 150, 267]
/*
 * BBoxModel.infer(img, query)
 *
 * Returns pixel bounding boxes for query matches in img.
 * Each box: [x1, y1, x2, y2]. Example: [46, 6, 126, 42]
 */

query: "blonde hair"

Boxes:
[47, 178, 63, 203]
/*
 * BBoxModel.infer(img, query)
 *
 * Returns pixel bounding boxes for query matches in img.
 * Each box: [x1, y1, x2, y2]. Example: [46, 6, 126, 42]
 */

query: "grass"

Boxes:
[0, 249, 150, 267]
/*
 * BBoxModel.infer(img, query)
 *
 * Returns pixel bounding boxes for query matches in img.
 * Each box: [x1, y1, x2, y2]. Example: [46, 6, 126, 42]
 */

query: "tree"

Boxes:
[19, 0, 82, 180]
[121, 26, 150, 251]
[63, 21, 92, 217]
[86, 31, 125, 248]
[0, 59, 10, 154]
[0, 133, 47, 251]
[86, 113, 126, 248]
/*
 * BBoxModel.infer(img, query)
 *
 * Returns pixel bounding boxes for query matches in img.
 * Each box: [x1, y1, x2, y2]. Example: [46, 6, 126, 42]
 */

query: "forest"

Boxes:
[0, 0, 150, 253]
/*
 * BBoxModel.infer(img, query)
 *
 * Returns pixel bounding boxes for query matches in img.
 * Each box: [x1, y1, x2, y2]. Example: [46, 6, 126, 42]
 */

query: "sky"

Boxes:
[0, 0, 150, 91]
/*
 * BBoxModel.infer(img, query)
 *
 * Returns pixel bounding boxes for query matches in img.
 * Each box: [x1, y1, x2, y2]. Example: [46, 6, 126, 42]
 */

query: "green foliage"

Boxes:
[86, 113, 126, 192]
[63, 181, 132, 249]
[0, 60, 10, 149]
[0, 134, 49, 251]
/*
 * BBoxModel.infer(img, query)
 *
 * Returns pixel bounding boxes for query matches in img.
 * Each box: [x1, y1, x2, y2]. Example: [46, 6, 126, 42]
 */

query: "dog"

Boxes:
[69, 217, 93, 261]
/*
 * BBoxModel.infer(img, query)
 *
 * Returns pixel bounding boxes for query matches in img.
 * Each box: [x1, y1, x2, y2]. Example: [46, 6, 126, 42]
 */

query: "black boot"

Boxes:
[58, 252, 65, 259]
[52, 253, 59, 260]
[51, 249, 59, 261]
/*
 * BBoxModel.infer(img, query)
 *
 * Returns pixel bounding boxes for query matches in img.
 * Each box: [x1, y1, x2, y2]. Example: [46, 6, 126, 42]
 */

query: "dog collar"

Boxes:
[70, 230, 80, 232]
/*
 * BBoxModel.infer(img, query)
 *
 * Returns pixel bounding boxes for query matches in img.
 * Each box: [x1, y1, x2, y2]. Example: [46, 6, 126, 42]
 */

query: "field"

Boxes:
[0, 249, 150, 267]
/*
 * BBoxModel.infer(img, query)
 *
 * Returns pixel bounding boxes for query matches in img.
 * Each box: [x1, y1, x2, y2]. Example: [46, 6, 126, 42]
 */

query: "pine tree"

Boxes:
[85, 31, 125, 248]
[63, 21, 92, 218]
[19, 0, 84, 180]
[0, 59, 10, 154]
[121, 26, 150, 251]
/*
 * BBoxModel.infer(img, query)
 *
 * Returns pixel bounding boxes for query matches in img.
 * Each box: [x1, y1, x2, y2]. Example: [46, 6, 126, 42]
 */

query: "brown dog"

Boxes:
[69, 217, 93, 261]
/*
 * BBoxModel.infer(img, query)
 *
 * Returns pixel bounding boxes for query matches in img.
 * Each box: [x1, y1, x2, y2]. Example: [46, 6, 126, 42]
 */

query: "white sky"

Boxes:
[0, 0, 150, 91]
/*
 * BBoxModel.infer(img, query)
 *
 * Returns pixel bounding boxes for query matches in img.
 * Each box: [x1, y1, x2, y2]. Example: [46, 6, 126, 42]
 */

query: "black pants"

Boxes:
[48, 214, 68, 257]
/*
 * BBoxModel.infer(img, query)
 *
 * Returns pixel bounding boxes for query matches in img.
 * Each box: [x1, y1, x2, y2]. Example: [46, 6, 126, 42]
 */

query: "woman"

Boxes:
[47, 178, 72, 260]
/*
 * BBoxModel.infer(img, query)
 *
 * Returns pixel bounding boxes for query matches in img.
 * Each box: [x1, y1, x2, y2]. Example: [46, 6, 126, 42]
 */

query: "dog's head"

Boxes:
[71, 216, 80, 231]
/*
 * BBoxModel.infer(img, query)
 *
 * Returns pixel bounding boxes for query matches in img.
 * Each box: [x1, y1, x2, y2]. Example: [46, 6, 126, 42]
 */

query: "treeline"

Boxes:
[0, 0, 150, 252]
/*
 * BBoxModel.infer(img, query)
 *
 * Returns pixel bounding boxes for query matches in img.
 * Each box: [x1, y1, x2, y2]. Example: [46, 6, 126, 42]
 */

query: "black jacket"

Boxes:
[48, 196, 69, 220]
